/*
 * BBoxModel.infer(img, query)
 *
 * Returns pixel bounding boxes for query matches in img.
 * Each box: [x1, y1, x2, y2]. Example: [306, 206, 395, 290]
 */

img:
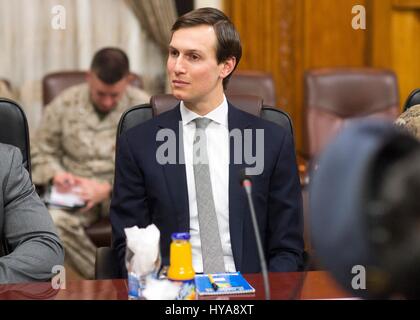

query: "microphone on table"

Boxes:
[239, 169, 271, 300]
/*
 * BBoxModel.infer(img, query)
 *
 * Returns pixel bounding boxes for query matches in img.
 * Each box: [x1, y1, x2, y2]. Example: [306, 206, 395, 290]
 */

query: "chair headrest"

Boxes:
[150, 94, 263, 116]
[42, 71, 143, 106]
[0, 98, 31, 176]
[305, 68, 399, 117]
[150, 94, 179, 116]
[228, 95, 263, 116]
[226, 71, 276, 106]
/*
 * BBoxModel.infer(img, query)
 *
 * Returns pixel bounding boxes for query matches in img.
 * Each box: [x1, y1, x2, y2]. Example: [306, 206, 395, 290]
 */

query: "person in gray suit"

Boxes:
[0, 143, 64, 284]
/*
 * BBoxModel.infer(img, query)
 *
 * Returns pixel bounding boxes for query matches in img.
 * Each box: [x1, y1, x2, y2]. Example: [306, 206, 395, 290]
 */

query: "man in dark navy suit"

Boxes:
[110, 7, 303, 275]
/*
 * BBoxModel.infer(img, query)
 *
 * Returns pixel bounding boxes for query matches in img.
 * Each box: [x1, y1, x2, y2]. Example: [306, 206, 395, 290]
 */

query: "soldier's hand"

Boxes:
[53, 172, 77, 192]
[74, 178, 112, 212]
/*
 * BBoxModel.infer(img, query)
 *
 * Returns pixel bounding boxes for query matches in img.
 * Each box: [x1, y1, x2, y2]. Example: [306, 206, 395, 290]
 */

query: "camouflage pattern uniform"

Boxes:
[395, 104, 420, 140]
[31, 83, 149, 279]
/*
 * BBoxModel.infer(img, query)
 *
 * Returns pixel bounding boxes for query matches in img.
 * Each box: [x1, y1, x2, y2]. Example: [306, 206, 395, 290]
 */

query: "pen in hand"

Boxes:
[208, 274, 219, 291]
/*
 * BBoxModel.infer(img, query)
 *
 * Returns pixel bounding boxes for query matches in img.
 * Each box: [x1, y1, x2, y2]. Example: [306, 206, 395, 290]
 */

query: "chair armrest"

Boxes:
[95, 247, 121, 279]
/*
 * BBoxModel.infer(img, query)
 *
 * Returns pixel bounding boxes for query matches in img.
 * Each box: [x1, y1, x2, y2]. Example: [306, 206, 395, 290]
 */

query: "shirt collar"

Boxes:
[180, 95, 228, 128]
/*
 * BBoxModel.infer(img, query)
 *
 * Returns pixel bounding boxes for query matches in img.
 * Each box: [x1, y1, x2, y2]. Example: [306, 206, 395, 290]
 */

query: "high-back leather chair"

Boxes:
[303, 68, 400, 160]
[0, 98, 31, 177]
[300, 68, 400, 269]
[95, 94, 294, 279]
[226, 70, 277, 106]
[42, 71, 144, 106]
[0, 98, 31, 256]
[403, 88, 420, 112]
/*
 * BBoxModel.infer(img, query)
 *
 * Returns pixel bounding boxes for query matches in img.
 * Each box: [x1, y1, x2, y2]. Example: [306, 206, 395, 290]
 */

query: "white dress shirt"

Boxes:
[180, 96, 236, 273]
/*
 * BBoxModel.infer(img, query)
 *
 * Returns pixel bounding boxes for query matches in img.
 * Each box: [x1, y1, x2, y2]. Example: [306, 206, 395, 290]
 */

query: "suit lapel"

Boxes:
[156, 106, 190, 232]
[228, 104, 252, 270]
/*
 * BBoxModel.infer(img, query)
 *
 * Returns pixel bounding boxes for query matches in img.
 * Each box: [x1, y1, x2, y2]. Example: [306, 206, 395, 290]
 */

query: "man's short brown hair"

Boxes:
[171, 7, 242, 90]
[90, 47, 130, 84]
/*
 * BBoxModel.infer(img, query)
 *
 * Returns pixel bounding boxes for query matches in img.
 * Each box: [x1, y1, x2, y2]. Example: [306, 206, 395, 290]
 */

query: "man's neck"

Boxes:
[92, 103, 111, 120]
[184, 93, 225, 116]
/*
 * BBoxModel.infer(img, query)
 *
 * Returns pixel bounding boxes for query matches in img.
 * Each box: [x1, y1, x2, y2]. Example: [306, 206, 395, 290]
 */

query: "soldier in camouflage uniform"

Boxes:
[31, 48, 150, 279]
[396, 104, 420, 140]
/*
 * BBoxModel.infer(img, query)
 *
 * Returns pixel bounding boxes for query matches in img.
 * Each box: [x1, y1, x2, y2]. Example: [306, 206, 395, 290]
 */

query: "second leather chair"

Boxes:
[303, 68, 400, 160]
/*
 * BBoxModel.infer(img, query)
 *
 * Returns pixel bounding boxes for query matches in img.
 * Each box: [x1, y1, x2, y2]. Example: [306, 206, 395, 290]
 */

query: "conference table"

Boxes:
[0, 271, 353, 300]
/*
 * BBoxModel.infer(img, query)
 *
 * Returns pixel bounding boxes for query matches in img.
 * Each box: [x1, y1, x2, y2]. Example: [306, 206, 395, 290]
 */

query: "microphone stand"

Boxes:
[242, 179, 271, 300]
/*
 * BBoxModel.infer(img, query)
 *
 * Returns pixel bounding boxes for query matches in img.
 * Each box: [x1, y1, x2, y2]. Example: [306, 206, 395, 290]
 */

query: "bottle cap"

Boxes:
[171, 232, 190, 240]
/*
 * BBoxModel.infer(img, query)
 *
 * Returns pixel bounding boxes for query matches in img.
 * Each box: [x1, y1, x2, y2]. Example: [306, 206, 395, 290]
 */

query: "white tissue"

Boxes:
[124, 224, 161, 276]
[142, 277, 181, 300]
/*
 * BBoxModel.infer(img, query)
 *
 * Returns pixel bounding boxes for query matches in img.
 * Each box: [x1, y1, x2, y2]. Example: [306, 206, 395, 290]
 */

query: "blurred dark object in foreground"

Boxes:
[310, 119, 420, 299]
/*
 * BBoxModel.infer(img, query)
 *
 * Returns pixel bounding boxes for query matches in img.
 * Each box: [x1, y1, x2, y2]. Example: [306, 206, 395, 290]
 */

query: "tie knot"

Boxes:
[194, 117, 212, 130]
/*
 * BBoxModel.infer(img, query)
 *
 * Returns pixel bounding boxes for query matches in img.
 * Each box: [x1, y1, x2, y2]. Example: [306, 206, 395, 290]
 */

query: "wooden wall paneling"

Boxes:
[391, 9, 420, 107]
[370, 0, 420, 108]
[276, 0, 299, 130]
[368, 0, 393, 68]
[225, 0, 372, 150]
[293, 0, 305, 152]
[224, 0, 303, 149]
[393, 0, 420, 8]
[300, 0, 368, 153]
[303, 0, 368, 68]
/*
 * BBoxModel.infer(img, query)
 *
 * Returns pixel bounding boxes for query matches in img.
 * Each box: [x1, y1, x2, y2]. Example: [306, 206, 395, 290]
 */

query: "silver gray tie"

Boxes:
[193, 117, 225, 273]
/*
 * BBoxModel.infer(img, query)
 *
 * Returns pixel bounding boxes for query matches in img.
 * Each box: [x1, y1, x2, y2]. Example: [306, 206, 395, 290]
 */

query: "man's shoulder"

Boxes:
[0, 143, 21, 174]
[397, 104, 420, 125]
[58, 83, 88, 99]
[396, 104, 420, 140]
[47, 83, 88, 109]
[0, 143, 19, 158]
[125, 85, 151, 105]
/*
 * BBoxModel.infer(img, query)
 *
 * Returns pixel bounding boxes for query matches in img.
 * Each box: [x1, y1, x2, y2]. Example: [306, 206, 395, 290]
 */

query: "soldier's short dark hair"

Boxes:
[171, 7, 242, 90]
[90, 47, 130, 84]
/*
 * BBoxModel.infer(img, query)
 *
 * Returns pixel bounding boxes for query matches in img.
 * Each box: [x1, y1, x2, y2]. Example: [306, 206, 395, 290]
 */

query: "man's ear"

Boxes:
[86, 71, 93, 84]
[220, 56, 236, 79]
[126, 73, 134, 83]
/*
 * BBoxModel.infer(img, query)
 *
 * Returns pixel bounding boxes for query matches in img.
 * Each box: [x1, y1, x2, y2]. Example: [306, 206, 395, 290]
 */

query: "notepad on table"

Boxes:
[44, 185, 86, 210]
[195, 272, 255, 296]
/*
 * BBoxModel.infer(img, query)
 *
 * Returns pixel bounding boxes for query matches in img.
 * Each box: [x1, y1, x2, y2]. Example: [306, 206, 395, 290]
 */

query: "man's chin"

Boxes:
[171, 90, 190, 102]
[94, 104, 114, 114]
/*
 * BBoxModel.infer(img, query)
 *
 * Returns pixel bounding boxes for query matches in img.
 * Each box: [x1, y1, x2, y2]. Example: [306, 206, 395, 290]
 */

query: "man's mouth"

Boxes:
[172, 80, 189, 86]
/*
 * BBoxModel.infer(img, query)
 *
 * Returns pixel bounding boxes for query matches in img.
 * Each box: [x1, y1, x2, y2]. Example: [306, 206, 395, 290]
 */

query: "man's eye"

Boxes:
[169, 50, 178, 57]
[190, 54, 200, 61]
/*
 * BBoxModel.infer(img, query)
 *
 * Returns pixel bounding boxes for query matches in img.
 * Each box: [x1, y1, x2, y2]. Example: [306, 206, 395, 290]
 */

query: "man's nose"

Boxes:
[173, 57, 186, 74]
[102, 96, 114, 108]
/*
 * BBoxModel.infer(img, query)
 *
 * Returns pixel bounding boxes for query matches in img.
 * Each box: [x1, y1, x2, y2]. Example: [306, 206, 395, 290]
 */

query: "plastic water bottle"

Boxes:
[127, 271, 141, 300]
[167, 232, 196, 300]
[126, 246, 141, 300]
[126, 245, 161, 300]
[126, 244, 150, 300]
